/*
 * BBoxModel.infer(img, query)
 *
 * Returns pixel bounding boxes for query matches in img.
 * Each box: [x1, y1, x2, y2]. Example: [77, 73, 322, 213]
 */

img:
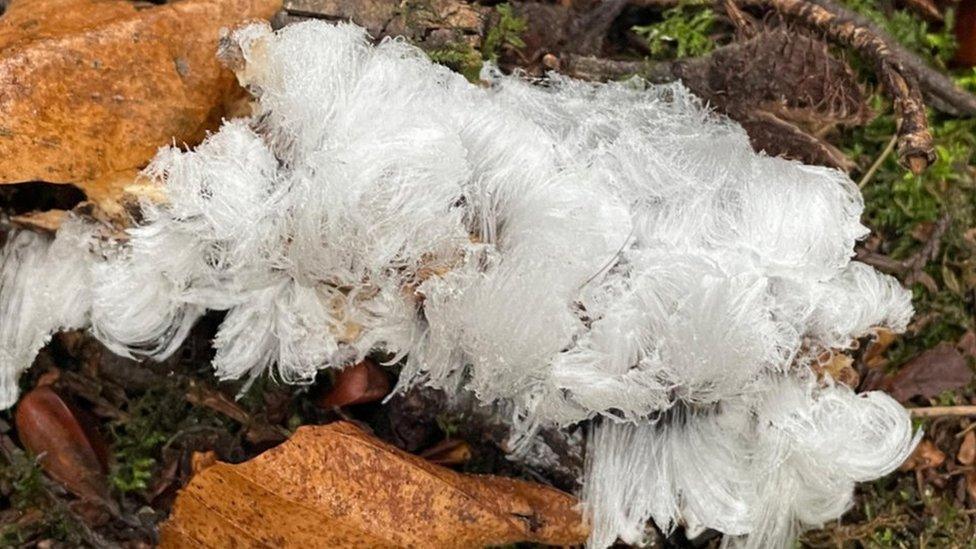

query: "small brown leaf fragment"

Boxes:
[14, 386, 110, 502]
[160, 421, 588, 548]
[900, 439, 946, 472]
[191, 451, 219, 475]
[813, 352, 859, 388]
[318, 359, 391, 408]
[0, 0, 281, 221]
[863, 327, 897, 369]
[884, 342, 973, 403]
[420, 438, 473, 466]
[958, 431, 976, 466]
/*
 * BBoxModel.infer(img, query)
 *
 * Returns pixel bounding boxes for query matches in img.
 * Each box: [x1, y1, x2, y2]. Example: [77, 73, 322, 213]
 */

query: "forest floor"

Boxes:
[2, 0, 976, 547]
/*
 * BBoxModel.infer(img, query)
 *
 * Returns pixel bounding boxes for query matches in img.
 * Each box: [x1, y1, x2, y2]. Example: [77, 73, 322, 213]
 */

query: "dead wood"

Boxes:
[737, 0, 934, 173]
[808, 0, 976, 117]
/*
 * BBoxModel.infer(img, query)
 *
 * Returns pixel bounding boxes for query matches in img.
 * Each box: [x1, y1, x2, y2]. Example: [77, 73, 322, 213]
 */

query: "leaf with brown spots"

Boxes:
[0, 0, 281, 221]
[160, 421, 588, 548]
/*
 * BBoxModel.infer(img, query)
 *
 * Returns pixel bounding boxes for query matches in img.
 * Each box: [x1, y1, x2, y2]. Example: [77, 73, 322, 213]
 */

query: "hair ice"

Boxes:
[0, 21, 918, 547]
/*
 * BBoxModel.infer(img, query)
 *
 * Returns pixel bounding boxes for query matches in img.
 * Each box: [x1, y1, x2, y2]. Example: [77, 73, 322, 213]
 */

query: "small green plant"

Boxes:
[482, 3, 527, 63]
[2, 451, 46, 510]
[633, 1, 715, 59]
[0, 450, 83, 545]
[427, 3, 526, 83]
[428, 42, 483, 82]
[109, 386, 224, 494]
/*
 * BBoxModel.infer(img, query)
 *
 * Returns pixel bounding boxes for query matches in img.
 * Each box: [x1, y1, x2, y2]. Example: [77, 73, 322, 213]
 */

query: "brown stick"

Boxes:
[910, 405, 976, 418]
[738, 0, 934, 173]
[632, 0, 976, 119]
[808, 0, 976, 118]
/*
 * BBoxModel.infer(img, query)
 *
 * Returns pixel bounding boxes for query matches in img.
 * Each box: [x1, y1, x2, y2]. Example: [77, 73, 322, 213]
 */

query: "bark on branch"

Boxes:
[738, 0, 934, 173]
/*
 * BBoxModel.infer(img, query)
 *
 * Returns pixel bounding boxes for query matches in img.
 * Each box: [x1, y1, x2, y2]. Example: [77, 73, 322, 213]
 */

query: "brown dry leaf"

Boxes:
[160, 421, 588, 548]
[863, 327, 897, 369]
[317, 358, 391, 408]
[14, 386, 110, 502]
[884, 342, 973, 403]
[814, 352, 859, 388]
[0, 0, 280, 220]
[959, 431, 976, 466]
[900, 439, 946, 472]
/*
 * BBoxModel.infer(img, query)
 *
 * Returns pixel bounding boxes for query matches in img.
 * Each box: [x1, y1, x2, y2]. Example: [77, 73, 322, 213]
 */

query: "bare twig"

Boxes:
[910, 405, 976, 418]
[739, 0, 935, 173]
[808, 0, 976, 118]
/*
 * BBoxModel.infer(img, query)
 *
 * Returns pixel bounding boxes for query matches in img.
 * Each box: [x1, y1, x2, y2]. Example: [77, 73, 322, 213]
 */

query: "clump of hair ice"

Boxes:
[0, 20, 919, 548]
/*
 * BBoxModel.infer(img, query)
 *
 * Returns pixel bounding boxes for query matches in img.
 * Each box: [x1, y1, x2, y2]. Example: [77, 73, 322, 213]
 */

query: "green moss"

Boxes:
[633, 0, 715, 59]
[427, 42, 484, 82]
[482, 3, 527, 63]
[0, 451, 83, 546]
[427, 3, 527, 83]
[842, 0, 957, 67]
[109, 386, 225, 495]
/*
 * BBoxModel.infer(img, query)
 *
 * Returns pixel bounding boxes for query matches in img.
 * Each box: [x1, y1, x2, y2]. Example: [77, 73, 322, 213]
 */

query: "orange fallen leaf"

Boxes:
[160, 421, 588, 548]
[0, 0, 280, 220]
[14, 385, 110, 502]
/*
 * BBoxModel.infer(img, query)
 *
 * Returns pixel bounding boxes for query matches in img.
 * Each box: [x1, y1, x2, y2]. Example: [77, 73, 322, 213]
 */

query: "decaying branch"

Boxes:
[808, 0, 976, 117]
[737, 0, 934, 173]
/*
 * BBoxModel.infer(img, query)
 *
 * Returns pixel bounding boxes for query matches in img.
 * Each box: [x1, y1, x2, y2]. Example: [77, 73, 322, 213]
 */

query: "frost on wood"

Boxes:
[0, 21, 918, 547]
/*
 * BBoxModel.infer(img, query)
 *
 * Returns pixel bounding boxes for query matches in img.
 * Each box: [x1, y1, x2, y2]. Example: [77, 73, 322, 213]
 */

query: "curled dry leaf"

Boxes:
[0, 0, 281, 221]
[14, 385, 110, 502]
[160, 421, 588, 548]
[900, 439, 946, 472]
[813, 352, 859, 388]
[863, 327, 897, 369]
[884, 342, 973, 403]
[317, 358, 391, 408]
[958, 431, 976, 466]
